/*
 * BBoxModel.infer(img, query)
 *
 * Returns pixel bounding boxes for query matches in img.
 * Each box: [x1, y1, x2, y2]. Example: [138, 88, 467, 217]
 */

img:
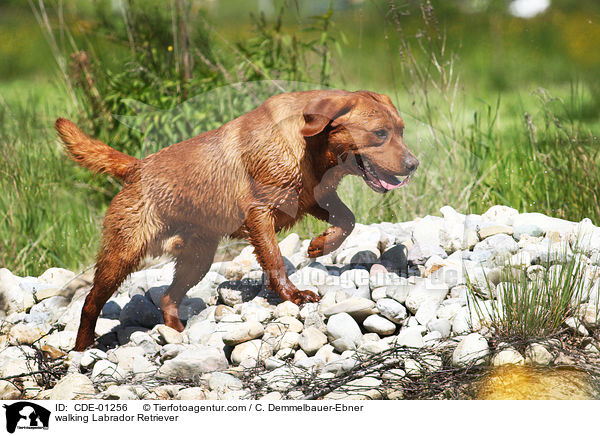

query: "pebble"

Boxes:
[47, 374, 95, 400]
[230, 339, 273, 365]
[452, 333, 490, 366]
[492, 347, 525, 366]
[362, 314, 396, 336]
[157, 346, 229, 378]
[321, 297, 376, 321]
[4, 204, 599, 399]
[298, 327, 328, 355]
[376, 298, 407, 324]
[222, 321, 264, 346]
[326, 312, 362, 345]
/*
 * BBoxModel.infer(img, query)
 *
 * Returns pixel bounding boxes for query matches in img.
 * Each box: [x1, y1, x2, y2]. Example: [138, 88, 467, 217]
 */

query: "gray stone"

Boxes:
[101, 301, 122, 320]
[119, 295, 163, 328]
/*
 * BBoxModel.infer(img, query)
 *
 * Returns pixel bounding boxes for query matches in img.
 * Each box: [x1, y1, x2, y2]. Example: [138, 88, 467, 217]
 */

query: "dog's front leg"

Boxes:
[307, 192, 355, 258]
[245, 207, 320, 304]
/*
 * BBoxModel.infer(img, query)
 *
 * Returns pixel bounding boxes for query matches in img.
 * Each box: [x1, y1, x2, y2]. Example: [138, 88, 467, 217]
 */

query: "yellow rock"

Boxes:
[478, 365, 595, 400]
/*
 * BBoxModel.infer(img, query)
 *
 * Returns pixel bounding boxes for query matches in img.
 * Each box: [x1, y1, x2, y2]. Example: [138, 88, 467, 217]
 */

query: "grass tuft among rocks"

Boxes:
[467, 244, 598, 343]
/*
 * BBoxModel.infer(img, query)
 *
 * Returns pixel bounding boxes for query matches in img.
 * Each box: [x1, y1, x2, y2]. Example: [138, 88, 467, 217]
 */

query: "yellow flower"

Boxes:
[168, 45, 173, 52]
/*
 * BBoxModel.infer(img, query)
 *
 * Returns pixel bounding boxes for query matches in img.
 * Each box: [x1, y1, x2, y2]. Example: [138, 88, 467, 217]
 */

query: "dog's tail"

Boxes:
[55, 118, 139, 181]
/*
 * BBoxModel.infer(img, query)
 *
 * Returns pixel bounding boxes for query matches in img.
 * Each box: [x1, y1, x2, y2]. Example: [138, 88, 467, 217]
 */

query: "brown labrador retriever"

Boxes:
[55, 89, 419, 351]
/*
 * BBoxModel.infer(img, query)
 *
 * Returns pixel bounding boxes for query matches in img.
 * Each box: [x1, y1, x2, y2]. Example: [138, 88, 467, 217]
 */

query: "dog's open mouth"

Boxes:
[355, 154, 410, 193]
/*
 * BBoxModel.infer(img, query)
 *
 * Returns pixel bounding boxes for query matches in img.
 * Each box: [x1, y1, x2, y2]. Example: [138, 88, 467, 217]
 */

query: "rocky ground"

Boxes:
[0, 205, 599, 400]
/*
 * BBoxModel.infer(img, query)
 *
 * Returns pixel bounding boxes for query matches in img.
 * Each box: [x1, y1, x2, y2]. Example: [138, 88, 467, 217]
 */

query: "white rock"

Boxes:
[48, 374, 95, 400]
[0, 380, 21, 400]
[321, 297, 376, 321]
[176, 387, 208, 400]
[274, 301, 300, 318]
[0, 268, 28, 315]
[395, 326, 425, 348]
[362, 314, 396, 336]
[427, 318, 451, 337]
[230, 339, 273, 365]
[452, 333, 490, 366]
[157, 346, 229, 377]
[492, 348, 525, 366]
[376, 298, 407, 324]
[414, 299, 440, 326]
[340, 269, 370, 288]
[404, 279, 449, 314]
[323, 376, 382, 400]
[482, 205, 519, 225]
[279, 233, 301, 258]
[298, 327, 328, 355]
[326, 312, 362, 345]
[208, 372, 243, 391]
[222, 321, 264, 346]
[80, 349, 107, 370]
[510, 212, 576, 235]
[524, 343, 553, 365]
[271, 332, 301, 351]
[478, 224, 514, 239]
[91, 360, 127, 382]
[240, 301, 273, 323]
[156, 325, 184, 345]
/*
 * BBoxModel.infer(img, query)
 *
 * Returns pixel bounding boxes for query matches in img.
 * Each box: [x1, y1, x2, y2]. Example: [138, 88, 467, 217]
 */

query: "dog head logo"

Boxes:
[3, 402, 51, 433]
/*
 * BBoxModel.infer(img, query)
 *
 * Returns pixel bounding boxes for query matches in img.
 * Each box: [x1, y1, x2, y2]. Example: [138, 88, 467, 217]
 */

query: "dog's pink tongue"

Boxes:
[380, 175, 409, 190]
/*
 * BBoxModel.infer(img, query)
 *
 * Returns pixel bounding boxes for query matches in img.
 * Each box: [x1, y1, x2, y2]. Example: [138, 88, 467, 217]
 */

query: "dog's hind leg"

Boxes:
[74, 191, 159, 351]
[74, 234, 146, 351]
[160, 236, 219, 332]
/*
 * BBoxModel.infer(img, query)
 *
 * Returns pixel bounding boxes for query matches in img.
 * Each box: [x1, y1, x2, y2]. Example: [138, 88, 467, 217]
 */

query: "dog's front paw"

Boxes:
[290, 289, 320, 305]
[307, 238, 325, 258]
[307, 227, 337, 258]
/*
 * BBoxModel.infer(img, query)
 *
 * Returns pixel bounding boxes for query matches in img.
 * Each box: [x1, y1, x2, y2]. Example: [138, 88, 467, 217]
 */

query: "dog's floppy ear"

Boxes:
[301, 94, 356, 137]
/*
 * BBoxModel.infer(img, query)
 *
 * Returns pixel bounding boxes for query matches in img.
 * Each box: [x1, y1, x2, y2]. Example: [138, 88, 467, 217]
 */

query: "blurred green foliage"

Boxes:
[0, 0, 599, 275]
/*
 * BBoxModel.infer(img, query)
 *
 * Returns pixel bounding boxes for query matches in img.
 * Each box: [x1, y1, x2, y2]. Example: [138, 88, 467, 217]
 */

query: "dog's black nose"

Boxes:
[404, 156, 419, 173]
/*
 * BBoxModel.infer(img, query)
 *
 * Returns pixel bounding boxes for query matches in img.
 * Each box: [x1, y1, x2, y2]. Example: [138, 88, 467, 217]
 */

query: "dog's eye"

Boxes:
[373, 129, 388, 141]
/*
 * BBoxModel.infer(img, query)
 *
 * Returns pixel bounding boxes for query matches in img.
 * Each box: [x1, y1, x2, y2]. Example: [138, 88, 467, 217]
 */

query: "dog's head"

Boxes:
[301, 90, 419, 193]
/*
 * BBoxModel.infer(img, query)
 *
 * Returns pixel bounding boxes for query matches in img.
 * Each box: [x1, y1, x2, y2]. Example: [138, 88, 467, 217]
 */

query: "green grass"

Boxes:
[1, 1, 599, 276]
